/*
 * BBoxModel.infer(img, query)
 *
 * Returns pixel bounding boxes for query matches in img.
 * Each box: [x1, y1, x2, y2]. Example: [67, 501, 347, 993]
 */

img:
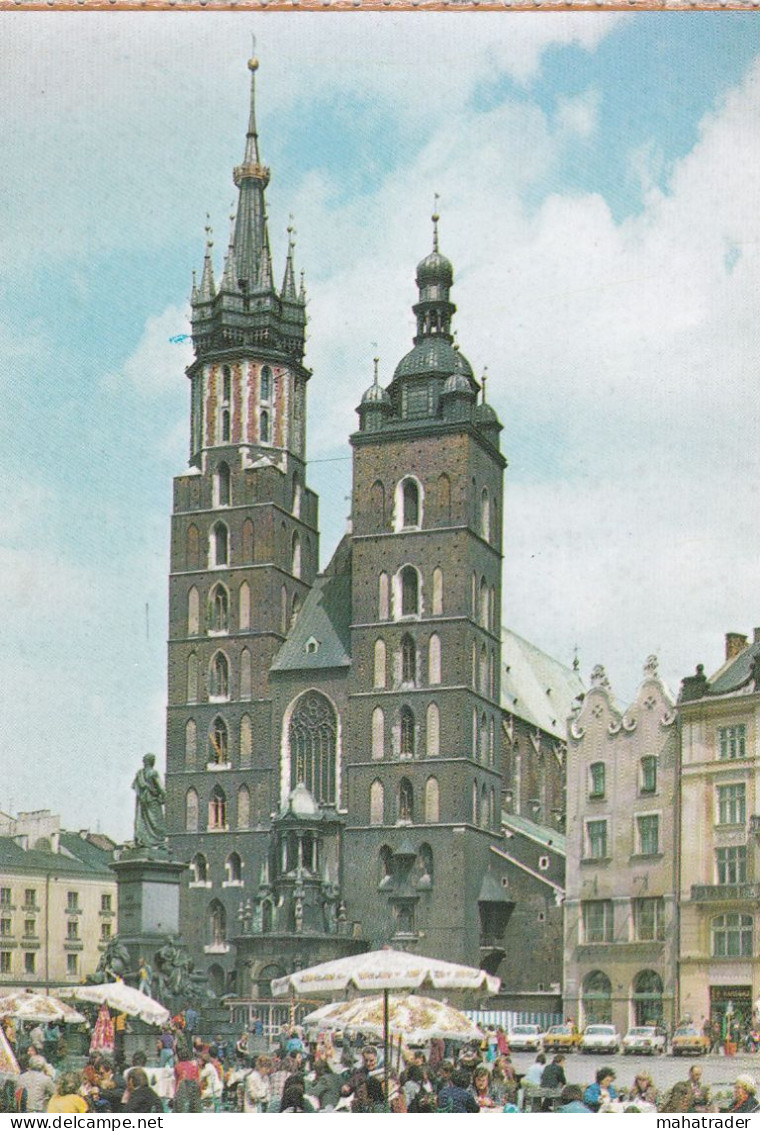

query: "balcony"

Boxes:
[691, 883, 760, 903]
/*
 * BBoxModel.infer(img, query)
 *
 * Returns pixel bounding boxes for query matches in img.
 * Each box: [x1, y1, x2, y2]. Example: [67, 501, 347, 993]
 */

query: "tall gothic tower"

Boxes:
[343, 216, 508, 968]
[164, 57, 319, 991]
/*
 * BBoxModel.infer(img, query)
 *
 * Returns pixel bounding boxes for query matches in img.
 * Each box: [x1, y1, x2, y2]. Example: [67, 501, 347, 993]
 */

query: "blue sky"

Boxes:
[2, 13, 759, 838]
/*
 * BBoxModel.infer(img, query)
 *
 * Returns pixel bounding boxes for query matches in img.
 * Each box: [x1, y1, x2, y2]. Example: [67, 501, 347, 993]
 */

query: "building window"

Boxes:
[289, 691, 338, 804]
[399, 566, 420, 618]
[401, 478, 420, 528]
[426, 703, 440, 758]
[186, 787, 199, 833]
[401, 634, 416, 684]
[712, 913, 753, 958]
[399, 778, 414, 823]
[222, 364, 231, 403]
[632, 969, 664, 1026]
[640, 756, 657, 794]
[67, 892, 79, 912]
[718, 783, 746, 826]
[379, 573, 390, 621]
[425, 776, 440, 823]
[24, 952, 36, 975]
[582, 970, 612, 1025]
[67, 920, 79, 940]
[209, 652, 230, 700]
[209, 584, 229, 632]
[428, 634, 441, 684]
[260, 409, 270, 444]
[208, 717, 229, 765]
[374, 639, 386, 689]
[215, 462, 231, 507]
[589, 762, 606, 799]
[582, 900, 613, 943]
[260, 365, 272, 402]
[187, 586, 200, 635]
[191, 854, 208, 884]
[716, 845, 748, 884]
[66, 954, 78, 977]
[220, 409, 230, 443]
[0, 953, 10, 974]
[400, 706, 415, 758]
[719, 724, 746, 760]
[370, 780, 384, 826]
[0, 920, 11, 938]
[225, 853, 242, 884]
[212, 522, 229, 567]
[0, 890, 11, 908]
[101, 894, 112, 913]
[100, 921, 112, 941]
[237, 785, 251, 830]
[585, 820, 608, 860]
[432, 567, 443, 615]
[291, 532, 301, 578]
[372, 707, 385, 760]
[209, 786, 228, 831]
[23, 890, 37, 910]
[637, 814, 660, 856]
[480, 487, 490, 541]
[633, 897, 665, 941]
[23, 921, 34, 939]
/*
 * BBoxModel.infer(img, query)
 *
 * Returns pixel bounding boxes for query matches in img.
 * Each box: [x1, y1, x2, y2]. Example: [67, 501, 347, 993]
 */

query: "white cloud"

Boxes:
[107, 304, 193, 398]
[555, 90, 600, 138]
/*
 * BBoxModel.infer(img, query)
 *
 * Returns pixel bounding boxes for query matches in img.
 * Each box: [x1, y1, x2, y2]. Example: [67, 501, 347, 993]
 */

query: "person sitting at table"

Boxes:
[123, 1069, 163, 1114]
[540, 1054, 567, 1090]
[469, 1063, 499, 1110]
[584, 1067, 618, 1113]
[558, 1084, 592, 1113]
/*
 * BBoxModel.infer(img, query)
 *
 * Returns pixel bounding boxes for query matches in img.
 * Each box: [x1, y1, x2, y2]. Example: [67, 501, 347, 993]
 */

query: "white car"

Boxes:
[622, 1026, 667, 1056]
[580, 1024, 621, 1054]
[508, 1024, 544, 1052]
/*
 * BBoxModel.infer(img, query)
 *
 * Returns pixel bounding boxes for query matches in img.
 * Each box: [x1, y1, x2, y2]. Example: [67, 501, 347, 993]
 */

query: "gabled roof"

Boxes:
[501, 628, 584, 741]
[502, 810, 566, 856]
[0, 836, 115, 878]
[707, 639, 760, 696]
[271, 571, 352, 673]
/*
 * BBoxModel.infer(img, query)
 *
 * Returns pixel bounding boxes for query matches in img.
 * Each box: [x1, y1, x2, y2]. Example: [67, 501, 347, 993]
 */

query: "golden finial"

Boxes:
[248, 34, 259, 71]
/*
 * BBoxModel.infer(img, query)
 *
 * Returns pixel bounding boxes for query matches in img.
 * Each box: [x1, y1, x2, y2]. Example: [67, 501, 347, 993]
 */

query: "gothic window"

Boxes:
[401, 478, 420, 528]
[288, 691, 338, 804]
[208, 899, 226, 947]
[260, 409, 270, 444]
[400, 706, 415, 758]
[374, 640, 387, 689]
[242, 519, 254, 563]
[187, 524, 200, 571]
[225, 853, 242, 884]
[471, 571, 477, 617]
[291, 532, 301, 578]
[187, 653, 199, 703]
[255, 782, 269, 825]
[426, 703, 440, 757]
[490, 650, 496, 698]
[187, 586, 200, 636]
[185, 720, 197, 769]
[222, 365, 231, 403]
[372, 707, 384, 759]
[281, 585, 288, 634]
[471, 643, 477, 689]
[209, 584, 229, 632]
[472, 708, 478, 756]
[212, 522, 228, 567]
[472, 781, 478, 824]
[379, 845, 393, 885]
[401, 634, 416, 684]
[432, 568, 443, 615]
[370, 480, 386, 530]
[209, 787, 228, 831]
[480, 487, 490, 541]
[480, 713, 488, 763]
[191, 853, 207, 883]
[239, 581, 251, 631]
[419, 843, 434, 883]
[185, 788, 199, 833]
[220, 409, 230, 443]
[479, 577, 488, 628]
[209, 717, 229, 765]
[436, 473, 451, 525]
[209, 652, 230, 700]
[425, 777, 440, 822]
[237, 785, 250, 829]
[260, 365, 272, 402]
[240, 715, 253, 767]
[489, 717, 495, 766]
[379, 573, 390, 621]
[490, 586, 496, 631]
[292, 473, 302, 518]
[479, 645, 488, 695]
[398, 778, 414, 823]
[490, 787, 496, 827]
[481, 784, 488, 828]
[215, 462, 231, 507]
[399, 565, 420, 618]
[370, 780, 384, 826]
[240, 648, 252, 700]
[428, 634, 441, 684]
[291, 593, 301, 628]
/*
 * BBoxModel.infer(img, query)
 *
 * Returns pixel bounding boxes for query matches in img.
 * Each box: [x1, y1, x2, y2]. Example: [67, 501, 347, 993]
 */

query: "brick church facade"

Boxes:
[164, 56, 519, 999]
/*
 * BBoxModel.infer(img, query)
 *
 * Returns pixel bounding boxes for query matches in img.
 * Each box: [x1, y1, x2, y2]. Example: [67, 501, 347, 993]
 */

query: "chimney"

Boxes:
[754, 627, 760, 644]
[726, 632, 748, 661]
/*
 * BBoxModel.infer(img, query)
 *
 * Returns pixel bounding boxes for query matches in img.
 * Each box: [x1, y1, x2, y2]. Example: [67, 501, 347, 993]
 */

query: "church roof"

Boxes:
[501, 810, 567, 855]
[270, 571, 352, 673]
[501, 628, 584, 741]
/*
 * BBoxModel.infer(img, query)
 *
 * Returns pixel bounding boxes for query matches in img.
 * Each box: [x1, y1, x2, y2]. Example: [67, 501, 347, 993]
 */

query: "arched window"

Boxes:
[185, 720, 197, 769]
[187, 587, 200, 635]
[220, 409, 230, 443]
[490, 650, 496, 698]
[490, 787, 495, 827]
[379, 573, 390, 621]
[187, 524, 200, 571]
[481, 487, 490, 541]
[480, 783, 488, 828]
[432, 568, 443, 615]
[209, 717, 229, 765]
[187, 653, 199, 703]
[399, 778, 414, 823]
[185, 788, 199, 833]
[471, 643, 477, 689]
[479, 646, 488, 695]
[480, 713, 488, 763]
[489, 717, 495, 766]
[215, 462, 231, 507]
[281, 585, 288, 634]
[632, 970, 664, 1025]
[370, 780, 384, 826]
[237, 785, 250, 829]
[240, 715, 253, 767]
[208, 899, 226, 948]
[374, 640, 386, 689]
[425, 777, 440, 822]
[582, 970, 612, 1024]
[191, 853, 207, 883]
[490, 585, 496, 632]
[260, 365, 272, 402]
[291, 532, 301, 578]
[712, 913, 753, 957]
[292, 473, 302, 518]
[239, 581, 251, 631]
[290, 593, 301, 628]
[255, 782, 269, 825]
[401, 478, 420, 528]
[212, 522, 228, 567]
[240, 648, 252, 700]
[419, 843, 434, 883]
[209, 786, 227, 831]
[222, 364, 231, 403]
[372, 707, 384, 760]
[225, 852, 242, 884]
[400, 707, 415, 759]
[209, 652, 229, 700]
[479, 577, 488, 628]
[472, 781, 479, 824]
[472, 708, 478, 756]
[370, 480, 385, 530]
[471, 571, 477, 617]
[401, 634, 416, 684]
[379, 845, 393, 886]
[428, 634, 441, 684]
[640, 756, 658, 794]
[289, 691, 338, 804]
[209, 584, 229, 632]
[260, 409, 270, 444]
[399, 566, 420, 618]
[436, 473, 451, 525]
[426, 703, 440, 758]
[242, 519, 254, 563]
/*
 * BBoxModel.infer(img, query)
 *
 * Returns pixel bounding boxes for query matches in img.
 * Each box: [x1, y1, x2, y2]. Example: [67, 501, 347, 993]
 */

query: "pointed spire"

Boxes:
[281, 218, 298, 301]
[299, 269, 306, 305]
[432, 192, 440, 252]
[198, 217, 216, 302]
[373, 356, 380, 387]
[232, 51, 274, 294]
[221, 205, 238, 291]
[243, 42, 262, 168]
[191, 268, 199, 304]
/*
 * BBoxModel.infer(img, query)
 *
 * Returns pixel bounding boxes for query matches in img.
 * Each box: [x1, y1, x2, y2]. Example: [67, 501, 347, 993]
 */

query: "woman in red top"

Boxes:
[173, 1040, 201, 1113]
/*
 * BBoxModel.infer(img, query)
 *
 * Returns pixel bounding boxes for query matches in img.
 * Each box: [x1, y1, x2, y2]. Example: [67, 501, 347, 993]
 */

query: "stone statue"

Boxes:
[132, 754, 167, 850]
[88, 936, 132, 984]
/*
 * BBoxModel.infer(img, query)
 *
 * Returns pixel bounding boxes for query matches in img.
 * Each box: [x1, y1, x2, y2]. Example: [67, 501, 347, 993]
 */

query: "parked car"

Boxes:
[671, 1025, 710, 1056]
[543, 1023, 581, 1053]
[580, 1024, 621, 1054]
[508, 1024, 544, 1052]
[622, 1026, 667, 1055]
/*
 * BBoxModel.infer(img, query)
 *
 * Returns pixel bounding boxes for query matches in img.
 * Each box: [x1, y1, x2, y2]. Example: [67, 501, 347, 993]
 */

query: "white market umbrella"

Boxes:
[303, 993, 484, 1046]
[60, 982, 170, 1027]
[0, 991, 85, 1025]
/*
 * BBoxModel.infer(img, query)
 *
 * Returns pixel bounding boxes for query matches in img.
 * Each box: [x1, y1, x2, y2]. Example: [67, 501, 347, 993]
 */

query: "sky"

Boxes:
[1, 12, 759, 839]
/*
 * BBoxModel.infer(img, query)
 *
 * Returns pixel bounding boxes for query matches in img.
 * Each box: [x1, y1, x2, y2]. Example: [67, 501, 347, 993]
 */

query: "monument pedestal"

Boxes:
[111, 849, 188, 966]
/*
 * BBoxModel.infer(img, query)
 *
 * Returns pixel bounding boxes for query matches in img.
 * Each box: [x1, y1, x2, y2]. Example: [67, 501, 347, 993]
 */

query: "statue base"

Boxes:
[110, 854, 188, 961]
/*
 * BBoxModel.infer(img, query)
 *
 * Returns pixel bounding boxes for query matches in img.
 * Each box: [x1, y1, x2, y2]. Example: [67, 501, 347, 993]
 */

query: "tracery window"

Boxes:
[289, 692, 338, 804]
[400, 707, 415, 759]
[209, 584, 229, 632]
